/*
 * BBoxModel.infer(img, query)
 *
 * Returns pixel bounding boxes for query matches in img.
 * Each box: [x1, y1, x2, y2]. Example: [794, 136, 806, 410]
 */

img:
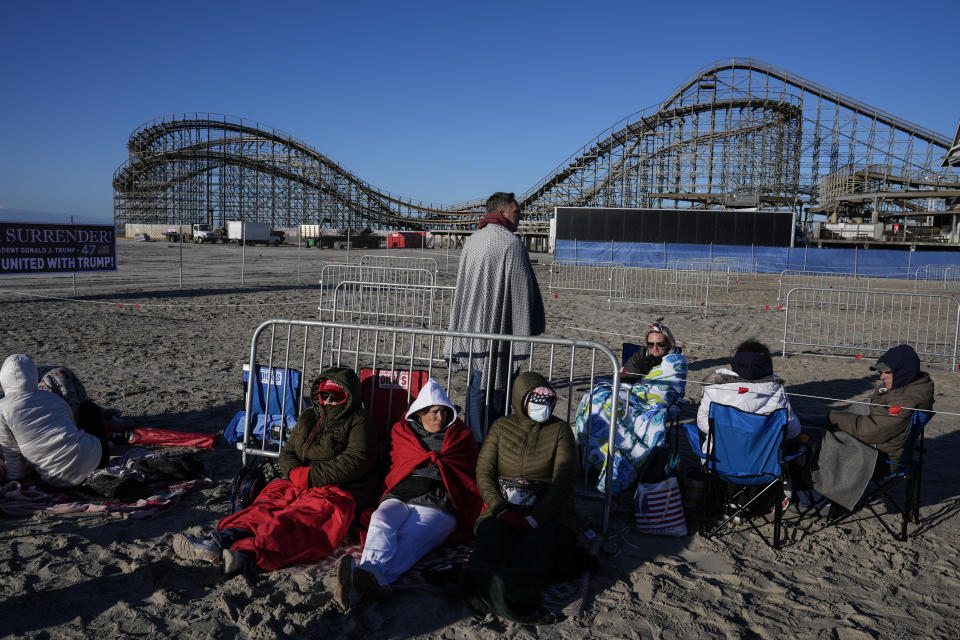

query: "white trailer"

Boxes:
[226, 221, 279, 246]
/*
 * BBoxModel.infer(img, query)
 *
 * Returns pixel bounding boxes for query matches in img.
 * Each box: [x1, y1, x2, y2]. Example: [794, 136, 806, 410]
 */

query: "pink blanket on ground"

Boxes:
[0, 478, 213, 519]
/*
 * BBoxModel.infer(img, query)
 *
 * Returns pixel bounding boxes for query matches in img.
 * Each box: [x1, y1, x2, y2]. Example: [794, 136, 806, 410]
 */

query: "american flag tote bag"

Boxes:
[634, 476, 688, 536]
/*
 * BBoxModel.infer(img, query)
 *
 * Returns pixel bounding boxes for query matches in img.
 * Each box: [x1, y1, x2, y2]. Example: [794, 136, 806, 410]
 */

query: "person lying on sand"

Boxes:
[0, 354, 109, 486]
[173, 367, 379, 575]
[334, 378, 482, 612]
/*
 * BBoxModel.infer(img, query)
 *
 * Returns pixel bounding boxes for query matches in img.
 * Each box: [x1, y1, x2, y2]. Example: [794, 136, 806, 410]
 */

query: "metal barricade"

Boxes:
[778, 270, 871, 303]
[318, 264, 436, 318]
[359, 254, 439, 273]
[331, 281, 455, 330]
[711, 256, 758, 277]
[782, 287, 960, 368]
[612, 267, 711, 313]
[237, 320, 623, 532]
[665, 259, 730, 291]
[548, 260, 622, 297]
[913, 264, 960, 291]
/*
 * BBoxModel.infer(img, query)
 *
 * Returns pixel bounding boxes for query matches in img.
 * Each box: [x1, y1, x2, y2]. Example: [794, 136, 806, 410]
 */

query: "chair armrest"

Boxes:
[781, 450, 804, 464]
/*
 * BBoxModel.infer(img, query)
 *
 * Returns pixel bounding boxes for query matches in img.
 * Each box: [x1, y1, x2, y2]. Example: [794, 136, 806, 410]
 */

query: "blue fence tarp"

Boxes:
[556, 240, 960, 278]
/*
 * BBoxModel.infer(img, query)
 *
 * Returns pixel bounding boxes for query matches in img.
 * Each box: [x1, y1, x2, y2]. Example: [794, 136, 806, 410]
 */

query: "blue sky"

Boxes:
[1, 0, 957, 223]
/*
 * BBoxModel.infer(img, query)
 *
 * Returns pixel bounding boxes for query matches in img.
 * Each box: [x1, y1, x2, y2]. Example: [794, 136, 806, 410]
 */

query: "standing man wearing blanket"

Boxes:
[448, 192, 546, 442]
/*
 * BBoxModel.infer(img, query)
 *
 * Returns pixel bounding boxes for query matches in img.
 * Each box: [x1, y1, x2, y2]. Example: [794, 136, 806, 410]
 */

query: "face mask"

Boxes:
[527, 402, 552, 423]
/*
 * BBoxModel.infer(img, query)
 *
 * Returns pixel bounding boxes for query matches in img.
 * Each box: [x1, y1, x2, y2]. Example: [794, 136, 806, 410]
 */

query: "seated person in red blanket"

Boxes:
[334, 378, 482, 611]
[173, 367, 379, 574]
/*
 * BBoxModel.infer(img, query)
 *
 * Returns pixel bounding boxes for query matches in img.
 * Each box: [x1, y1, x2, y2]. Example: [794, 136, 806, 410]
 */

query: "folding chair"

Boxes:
[622, 342, 643, 366]
[224, 364, 302, 447]
[687, 403, 801, 549]
[831, 409, 931, 541]
[358, 368, 430, 441]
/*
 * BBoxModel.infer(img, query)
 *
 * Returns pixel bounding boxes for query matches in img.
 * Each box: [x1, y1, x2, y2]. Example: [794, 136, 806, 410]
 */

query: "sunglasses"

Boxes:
[319, 391, 342, 402]
[646, 341, 667, 348]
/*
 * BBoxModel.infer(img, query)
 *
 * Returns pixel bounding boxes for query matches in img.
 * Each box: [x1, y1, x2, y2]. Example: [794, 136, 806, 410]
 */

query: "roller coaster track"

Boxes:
[114, 59, 956, 230]
[519, 58, 953, 217]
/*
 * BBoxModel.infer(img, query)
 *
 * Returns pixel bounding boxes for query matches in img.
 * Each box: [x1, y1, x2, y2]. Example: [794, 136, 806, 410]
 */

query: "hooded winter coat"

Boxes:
[829, 348, 934, 462]
[474, 371, 578, 533]
[381, 378, 483, 535]
[0, 354, 101, 487]
[697, 368, 802, 452]
[278, 368, 379, 508]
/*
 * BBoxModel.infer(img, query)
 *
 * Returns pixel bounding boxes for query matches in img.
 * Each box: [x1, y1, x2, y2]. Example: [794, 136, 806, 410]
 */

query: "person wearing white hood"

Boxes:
[0, 354, 103, 487]
[696, 339, 801, 457]
[334, 378, 483, 611]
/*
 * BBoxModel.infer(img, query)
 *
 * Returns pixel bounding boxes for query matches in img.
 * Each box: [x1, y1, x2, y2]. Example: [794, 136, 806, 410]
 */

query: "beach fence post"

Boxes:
[803, 245, 808, 272]
[70, 215, 77, 295]
[297, 230, 301, 283]
[907, 246, 913, 276]
[240, 222, 246, 285]
[178, 214, 183, 290]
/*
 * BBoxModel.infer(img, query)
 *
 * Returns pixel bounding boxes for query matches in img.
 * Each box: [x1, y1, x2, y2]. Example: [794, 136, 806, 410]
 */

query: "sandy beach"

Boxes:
[2, 239, 959, 639]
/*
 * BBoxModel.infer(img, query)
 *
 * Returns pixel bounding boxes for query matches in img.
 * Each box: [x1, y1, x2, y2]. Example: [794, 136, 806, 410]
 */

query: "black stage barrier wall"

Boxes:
[555, 207, 793, 247]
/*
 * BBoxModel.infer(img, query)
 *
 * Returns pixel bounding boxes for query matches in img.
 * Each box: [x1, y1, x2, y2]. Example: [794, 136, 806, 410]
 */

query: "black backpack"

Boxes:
[229, 458, 281, 514]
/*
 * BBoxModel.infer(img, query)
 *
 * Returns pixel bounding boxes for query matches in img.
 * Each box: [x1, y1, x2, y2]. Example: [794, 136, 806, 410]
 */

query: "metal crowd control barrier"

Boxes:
[237, 320, 623, 533]
[778, 270, 871, 304]
[331, 281, 455, 330]
[711, 256, 758, 277]
[318, 264, 436, 319]
[612, 266, 711, 314]
[666, 260, 730, 291]
[782, 287, 960, 368]
[548, 260, 622, 297]
[359, 254, 439, 273]
[912, 264, 960, 291]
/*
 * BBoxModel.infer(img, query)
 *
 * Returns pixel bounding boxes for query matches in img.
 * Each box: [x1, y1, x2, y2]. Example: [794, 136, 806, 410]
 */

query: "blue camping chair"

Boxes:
[224, 364, 302, 447]
[831, 409, 931, 541]
[686, 403, 801, 549]
[622, 342, 643, 366]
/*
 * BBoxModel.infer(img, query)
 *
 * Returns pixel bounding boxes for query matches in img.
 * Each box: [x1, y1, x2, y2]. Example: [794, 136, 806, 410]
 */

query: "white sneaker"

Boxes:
[172, 534, 221, 564]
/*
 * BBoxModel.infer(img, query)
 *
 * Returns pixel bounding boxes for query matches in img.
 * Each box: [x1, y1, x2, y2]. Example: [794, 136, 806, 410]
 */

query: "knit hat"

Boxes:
[731, 350, 774, 381]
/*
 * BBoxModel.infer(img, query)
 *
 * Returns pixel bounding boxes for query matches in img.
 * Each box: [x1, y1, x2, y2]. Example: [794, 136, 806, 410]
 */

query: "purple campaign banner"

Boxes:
[0, 223, 117, 275]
